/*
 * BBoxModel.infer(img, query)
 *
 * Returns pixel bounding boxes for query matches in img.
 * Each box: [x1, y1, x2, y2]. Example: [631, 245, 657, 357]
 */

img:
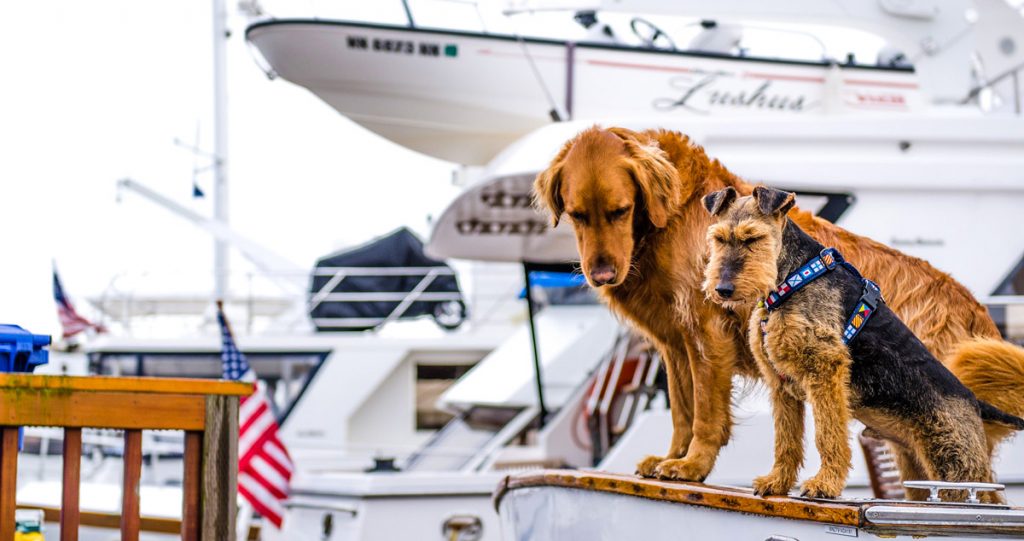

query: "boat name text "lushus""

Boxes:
[654, 74, 809, 114]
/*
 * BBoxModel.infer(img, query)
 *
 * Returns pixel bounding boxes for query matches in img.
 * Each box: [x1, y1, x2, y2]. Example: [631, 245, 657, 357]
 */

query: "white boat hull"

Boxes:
[497, 472, 1024, 540]
[501, 486, 863, 541]
[247, 20, 923, 165]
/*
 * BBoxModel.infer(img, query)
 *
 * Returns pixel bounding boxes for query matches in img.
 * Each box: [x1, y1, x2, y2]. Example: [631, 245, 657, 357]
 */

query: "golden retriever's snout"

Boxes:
[589, 264, 616, 286]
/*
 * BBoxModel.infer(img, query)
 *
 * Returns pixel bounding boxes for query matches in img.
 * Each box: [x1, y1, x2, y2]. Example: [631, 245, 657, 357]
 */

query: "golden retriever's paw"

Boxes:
[635, 455, 665, 478]
[653, 457, 710, 482]
[752, 472, 795, 496]
[800, 476, 843, 499]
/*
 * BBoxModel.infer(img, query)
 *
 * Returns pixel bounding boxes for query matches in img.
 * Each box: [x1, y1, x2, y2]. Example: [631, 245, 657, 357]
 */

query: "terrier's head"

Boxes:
[700, 186, 795, 309]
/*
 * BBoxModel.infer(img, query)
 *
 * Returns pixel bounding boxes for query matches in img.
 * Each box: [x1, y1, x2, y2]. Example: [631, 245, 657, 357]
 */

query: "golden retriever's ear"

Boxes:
[702, 187, 737, 217]
[622, 139, 678, 229]
[752, 186, 796, 216]
[533, 140, 573, 227]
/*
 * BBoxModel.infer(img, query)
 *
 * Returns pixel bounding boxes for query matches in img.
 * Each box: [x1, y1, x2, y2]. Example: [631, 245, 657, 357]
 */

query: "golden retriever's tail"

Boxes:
[947, 338, 1024, 449]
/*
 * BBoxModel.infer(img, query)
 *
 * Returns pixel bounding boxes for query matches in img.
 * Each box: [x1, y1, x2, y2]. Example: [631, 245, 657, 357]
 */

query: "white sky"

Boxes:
[0, 2, 464, 336]
[0, 1, 889, 338]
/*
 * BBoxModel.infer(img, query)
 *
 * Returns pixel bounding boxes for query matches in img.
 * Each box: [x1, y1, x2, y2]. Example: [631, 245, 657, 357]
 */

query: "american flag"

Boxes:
[52, 266, 105, 339]
[218, 305, 293, 528]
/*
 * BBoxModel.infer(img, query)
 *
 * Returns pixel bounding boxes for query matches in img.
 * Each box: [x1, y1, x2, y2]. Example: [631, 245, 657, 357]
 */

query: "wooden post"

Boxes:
[0, 427, 18, 540]
[61, 427, 83, 541]
[182, 431, 203, 541]
[202, 395, 238, 541]
[121, 429, 143, 541]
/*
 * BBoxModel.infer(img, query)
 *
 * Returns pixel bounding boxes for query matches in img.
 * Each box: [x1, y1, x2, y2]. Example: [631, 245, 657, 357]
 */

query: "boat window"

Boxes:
[416, 364, 473, 430]
[88, 351, 326, 421]
[790, 190, 855, 223]
[994, 255, 1024, 296]
[979, 250, 1024, 342]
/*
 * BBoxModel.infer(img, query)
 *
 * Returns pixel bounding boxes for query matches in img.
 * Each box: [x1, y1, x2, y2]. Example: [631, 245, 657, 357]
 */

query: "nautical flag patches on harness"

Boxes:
[841, 279, 882, 344]
[843, 303, 872, 341]
[765, 248, 841, 311]
[821, 251, 836, 267]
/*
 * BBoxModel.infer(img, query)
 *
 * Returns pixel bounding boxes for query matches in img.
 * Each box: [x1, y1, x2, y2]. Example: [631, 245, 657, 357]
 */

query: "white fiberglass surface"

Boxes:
[440, 305, 619, 409]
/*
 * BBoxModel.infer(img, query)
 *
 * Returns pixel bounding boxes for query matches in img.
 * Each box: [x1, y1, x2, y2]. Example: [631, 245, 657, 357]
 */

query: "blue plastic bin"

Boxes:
[0, 324, 51, 449]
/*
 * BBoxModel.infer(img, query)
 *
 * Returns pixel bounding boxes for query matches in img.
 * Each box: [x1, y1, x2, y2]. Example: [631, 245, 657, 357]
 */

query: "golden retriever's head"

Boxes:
[700, 186, 795, 309]
[533, 127, 680, 288]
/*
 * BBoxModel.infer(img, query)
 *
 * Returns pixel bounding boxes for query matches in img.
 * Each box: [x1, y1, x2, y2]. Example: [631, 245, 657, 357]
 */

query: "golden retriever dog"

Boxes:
[533, 126, 1024, 489]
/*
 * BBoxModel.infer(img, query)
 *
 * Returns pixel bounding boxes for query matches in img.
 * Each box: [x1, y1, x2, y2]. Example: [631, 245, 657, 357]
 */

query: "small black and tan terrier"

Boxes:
[700, 185, 1024, 501]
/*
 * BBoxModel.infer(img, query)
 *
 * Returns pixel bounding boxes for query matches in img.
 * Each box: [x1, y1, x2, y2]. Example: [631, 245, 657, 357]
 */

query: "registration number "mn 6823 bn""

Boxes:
[346, 35, 457, 58]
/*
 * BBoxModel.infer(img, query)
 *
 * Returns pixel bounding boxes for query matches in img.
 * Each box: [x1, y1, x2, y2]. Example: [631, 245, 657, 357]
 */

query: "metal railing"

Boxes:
[86, 262, 513, 337]
[964, 60, 1024, 115]
[308, 265, 463, 330]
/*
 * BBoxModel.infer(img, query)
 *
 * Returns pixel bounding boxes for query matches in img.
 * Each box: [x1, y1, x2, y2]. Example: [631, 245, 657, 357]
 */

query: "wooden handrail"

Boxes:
[0, 374, 253, 541]
[17, 506, 262, 540]
[0, 374, 252, 395]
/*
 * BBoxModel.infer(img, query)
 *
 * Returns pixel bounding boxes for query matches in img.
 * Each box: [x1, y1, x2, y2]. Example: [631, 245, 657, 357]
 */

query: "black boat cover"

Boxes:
[309, 228, 466, 332]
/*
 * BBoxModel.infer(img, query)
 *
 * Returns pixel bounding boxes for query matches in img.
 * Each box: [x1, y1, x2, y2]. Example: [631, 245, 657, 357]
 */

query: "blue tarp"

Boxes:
[519, 271, 587, 298]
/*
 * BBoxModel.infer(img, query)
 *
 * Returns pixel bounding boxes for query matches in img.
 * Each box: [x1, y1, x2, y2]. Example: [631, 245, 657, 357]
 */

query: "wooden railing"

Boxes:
[0, 374, 253, 541]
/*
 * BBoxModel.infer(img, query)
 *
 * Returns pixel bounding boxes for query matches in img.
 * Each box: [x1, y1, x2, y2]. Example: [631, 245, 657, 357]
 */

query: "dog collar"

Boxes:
[764, 248, 841, 311]
[761, 247, 884, 345]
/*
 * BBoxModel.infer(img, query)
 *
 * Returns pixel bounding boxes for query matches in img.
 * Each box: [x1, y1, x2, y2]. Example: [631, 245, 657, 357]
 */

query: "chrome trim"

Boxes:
[284, 502, 358, 516]
[865, 505, 1024, 526]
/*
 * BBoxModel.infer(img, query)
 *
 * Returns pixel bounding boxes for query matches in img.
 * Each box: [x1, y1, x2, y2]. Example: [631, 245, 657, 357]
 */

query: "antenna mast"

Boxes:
[212, 0, 230, 302]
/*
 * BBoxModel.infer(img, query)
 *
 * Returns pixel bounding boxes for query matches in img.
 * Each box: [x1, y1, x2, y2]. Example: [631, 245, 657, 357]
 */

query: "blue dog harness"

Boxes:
[760, 248, 884, 345]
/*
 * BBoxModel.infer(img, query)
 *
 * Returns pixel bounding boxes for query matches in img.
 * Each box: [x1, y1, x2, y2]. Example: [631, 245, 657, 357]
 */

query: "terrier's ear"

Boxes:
[752, 186, 796, 217]
[702, 187, 737, 217]
[533, 139, 575, 227]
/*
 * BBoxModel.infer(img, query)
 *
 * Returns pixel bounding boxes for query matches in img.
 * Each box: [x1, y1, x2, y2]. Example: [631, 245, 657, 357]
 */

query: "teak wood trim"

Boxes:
[0, 374, 253, 396]
[0, 391, 207, 430]
[495, 470, 862, 526]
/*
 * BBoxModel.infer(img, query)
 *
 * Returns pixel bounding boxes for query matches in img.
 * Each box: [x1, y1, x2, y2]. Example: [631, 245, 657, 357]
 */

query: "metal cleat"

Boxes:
[903, 480, 1005, 504]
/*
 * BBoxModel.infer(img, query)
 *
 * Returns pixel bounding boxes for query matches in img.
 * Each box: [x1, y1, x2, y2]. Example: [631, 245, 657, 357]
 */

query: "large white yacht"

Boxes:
[239, 0, 1024, 539]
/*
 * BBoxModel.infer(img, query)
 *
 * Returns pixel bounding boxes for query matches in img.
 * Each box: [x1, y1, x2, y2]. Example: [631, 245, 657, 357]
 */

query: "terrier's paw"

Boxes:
[752, 472, 795, 496]
[800, 476, 843, 499]
[654, 457, 710, 482]
[635, 455, 665, 478]
[981, 490, 1006, 505]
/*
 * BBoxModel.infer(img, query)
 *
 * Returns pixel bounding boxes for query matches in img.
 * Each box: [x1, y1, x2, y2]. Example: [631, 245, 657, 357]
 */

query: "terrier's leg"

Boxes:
[748, 320, 805, 496]
[915, 405, 1002, 503]
[798, 347, 854, 499]
[893, 445, 931, 501]
[752, 385, 805, 495]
